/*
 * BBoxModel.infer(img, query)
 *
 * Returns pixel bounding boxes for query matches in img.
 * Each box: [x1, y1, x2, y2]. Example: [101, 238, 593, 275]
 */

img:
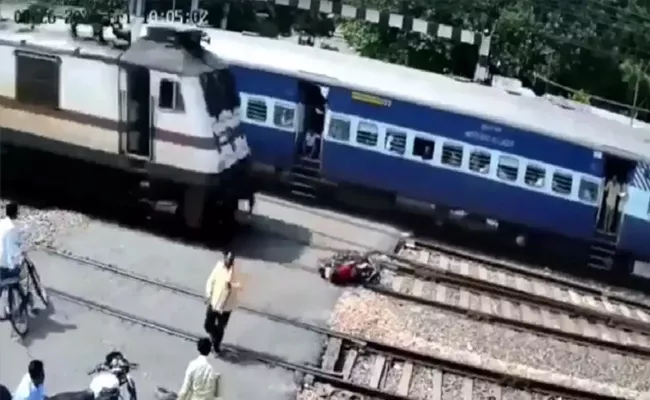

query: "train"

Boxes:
[203, 28, 650, 287]
[0, 21, 253, 231]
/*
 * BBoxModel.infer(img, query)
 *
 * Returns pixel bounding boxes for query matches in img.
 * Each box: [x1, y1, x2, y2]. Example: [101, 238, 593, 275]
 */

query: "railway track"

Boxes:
[358, 240, 650, 358]
[397, 238, 650, 313]
[40, 247, 623, 400]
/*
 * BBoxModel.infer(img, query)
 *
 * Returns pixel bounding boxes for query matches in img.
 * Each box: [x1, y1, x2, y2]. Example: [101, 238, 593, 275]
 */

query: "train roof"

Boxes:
[206, 29, 650, 164]
[0, 21, 223, 75]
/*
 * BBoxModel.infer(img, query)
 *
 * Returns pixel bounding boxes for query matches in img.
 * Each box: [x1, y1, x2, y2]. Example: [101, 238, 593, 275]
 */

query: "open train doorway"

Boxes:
[296, 81, 327, 161]
[597, 154, 636, 236]
[119, 66, 152, 159]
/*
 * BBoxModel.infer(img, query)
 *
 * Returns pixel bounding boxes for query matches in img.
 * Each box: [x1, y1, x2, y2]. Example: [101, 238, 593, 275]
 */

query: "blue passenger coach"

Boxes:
[207, 29, 650, 287]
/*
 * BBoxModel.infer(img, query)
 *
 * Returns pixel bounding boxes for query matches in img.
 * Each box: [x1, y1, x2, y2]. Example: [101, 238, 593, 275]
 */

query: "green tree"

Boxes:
[570, 89, 591, 104]
[198, 0, 335, 40]
[620, 59, 650, 118]
[339, 0, 650, 119]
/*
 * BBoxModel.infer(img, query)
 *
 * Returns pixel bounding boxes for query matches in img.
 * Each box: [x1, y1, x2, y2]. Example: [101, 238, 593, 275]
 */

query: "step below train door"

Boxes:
[118, 65, 152, 160]
[286, 81, 328, 198]
[589, 152, 636, 270]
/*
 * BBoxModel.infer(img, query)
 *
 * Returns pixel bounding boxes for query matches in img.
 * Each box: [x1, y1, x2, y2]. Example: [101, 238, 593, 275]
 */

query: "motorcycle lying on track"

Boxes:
[49, 352, 138, 400]
[317, 250, 381, 285]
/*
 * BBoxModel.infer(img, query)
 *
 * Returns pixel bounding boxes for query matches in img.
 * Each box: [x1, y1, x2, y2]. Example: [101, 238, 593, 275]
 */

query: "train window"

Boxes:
[469, 150, 491, 174]
[15, 51, 60, 109]
[273, 104, 295, 129]
[578, 178, 599, 203]
[552, 172, 573, 195]
[356, 122, 379, 147]
[412, 137, 434, 160]
[159, 79, 185, 112]
[328, 117, 351, 141]
[441, 143, 464, 167]
[385, 129, 406, 155]
[524, 164, 546, 188]
[246, 98, 267, 122]
[497, 156, 519, 182]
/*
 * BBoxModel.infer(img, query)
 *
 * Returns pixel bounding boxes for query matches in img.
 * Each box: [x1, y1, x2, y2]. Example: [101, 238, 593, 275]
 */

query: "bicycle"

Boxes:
[1, 254, 49, 338]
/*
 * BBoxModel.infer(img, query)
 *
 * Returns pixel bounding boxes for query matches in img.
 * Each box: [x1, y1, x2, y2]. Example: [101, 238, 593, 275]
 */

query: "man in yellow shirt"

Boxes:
[204, 252, 242, 354]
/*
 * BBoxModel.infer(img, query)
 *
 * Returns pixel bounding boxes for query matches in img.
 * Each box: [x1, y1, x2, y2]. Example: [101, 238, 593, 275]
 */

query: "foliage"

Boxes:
[22, 0, 650, 118]
[570, 89, 591, 104]
[340, 0, 650, 119]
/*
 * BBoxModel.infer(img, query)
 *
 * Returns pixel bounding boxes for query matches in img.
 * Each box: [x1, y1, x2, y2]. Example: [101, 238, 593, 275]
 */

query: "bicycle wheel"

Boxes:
[25, 258, 49, 306]
[8, 287, 29, 338]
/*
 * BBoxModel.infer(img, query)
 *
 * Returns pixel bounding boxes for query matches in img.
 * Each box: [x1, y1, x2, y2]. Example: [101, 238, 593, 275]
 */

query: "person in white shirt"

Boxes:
[13, 360, 46, 400]
[604, 177, 620, 232]
[177, 337, 220, 400]
[303, 131, 319, 159]
[0, 202, 25, 319]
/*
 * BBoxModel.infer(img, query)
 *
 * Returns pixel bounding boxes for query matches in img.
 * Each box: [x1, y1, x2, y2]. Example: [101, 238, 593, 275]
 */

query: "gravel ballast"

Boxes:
[327, 289, 650, 399]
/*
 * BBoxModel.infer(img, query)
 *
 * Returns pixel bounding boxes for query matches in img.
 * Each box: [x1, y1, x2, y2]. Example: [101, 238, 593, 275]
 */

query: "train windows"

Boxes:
[412, 137, 434, 160]
[356, 122, 379, 147]
[328, 117, 351, 141]
[441, 143, 464, 167]
[578, 178, 599, 203]
[524, 164, 546, 188]
[273, 104, 295, 129]
[385, 129, 406, 155]
[469, 150, 491, 174]
[159, 79, 185, 112]
[552, 172, 573, 195]
[15, 51, 60, 109]
[246, 98, 267, 122]
[497, 156, 519, 182]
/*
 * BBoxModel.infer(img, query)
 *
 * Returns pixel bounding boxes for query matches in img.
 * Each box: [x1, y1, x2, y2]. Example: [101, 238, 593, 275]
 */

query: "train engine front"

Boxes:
[129, 24, 252, 231]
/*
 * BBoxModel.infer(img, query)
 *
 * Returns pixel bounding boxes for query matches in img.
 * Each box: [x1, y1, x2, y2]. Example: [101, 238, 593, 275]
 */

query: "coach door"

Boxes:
[296, 81, 327, 161]
[596, 155, 635, 236]
[118, 66, 152, 159]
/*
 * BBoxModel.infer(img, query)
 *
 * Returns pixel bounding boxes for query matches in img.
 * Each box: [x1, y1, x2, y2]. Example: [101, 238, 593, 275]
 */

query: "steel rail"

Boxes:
[42, 247, 625, 400]
[45, 287, 411, 400]
[44, 247, 650, 358]
[402, 237, 650, 313]
[374, 245, 650, 335]
[254, 223, 650, 322]
[367, 283, 650, 358]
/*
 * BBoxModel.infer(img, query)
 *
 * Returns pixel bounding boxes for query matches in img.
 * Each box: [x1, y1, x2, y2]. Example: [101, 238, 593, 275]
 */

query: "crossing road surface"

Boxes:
[0, 194, 403, 399]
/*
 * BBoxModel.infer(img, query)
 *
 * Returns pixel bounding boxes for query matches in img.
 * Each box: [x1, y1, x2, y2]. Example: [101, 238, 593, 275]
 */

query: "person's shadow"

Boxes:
[18, 301, 77, 347]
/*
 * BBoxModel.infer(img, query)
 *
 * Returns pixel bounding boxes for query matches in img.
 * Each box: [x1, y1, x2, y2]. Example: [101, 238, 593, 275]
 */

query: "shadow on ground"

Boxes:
[1, 166, 321, 265]
[14, 302, 77, 348]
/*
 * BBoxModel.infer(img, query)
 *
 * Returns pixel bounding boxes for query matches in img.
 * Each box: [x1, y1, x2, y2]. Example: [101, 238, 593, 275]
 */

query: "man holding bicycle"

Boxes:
[0, 203, 25, 319]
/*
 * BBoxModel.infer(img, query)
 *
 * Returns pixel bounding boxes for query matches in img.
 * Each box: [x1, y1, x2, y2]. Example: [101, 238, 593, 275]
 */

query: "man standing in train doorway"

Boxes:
[203, 251, 244, 354]
[604, 177, 621, 232]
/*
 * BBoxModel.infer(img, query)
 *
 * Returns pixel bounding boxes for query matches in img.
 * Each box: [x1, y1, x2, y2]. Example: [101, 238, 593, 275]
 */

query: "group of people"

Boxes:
[0, 247, 242, 400]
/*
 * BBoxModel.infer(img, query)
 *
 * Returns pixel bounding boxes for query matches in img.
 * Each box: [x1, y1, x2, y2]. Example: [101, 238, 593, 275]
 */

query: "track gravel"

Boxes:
[0, 199, 89, 248]
[328, 289, 650, 399]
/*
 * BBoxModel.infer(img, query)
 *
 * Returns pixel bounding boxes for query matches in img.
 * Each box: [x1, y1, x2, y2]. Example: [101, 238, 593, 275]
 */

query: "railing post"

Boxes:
[473, 32, 492, 83]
